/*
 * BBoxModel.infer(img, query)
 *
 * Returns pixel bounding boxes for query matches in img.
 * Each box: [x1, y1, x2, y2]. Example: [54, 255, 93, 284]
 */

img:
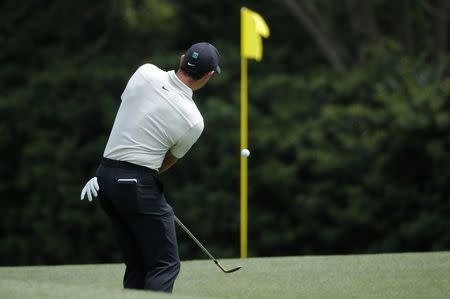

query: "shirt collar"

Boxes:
[168, 70, 193, 98]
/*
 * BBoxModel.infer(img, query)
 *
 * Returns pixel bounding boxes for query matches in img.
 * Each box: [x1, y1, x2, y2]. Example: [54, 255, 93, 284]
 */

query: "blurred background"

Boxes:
[1, 0, 449, 266]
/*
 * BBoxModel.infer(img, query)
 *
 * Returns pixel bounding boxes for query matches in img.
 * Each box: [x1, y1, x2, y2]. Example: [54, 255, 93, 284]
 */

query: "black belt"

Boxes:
[101, 158, 158, 175]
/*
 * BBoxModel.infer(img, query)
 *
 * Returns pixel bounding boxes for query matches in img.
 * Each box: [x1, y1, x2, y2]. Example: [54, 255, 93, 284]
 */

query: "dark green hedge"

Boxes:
[1, 0, 449, 265]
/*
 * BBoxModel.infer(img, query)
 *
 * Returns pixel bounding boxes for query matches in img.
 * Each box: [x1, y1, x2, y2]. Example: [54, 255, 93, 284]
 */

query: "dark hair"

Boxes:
[179, 63, 208, 81]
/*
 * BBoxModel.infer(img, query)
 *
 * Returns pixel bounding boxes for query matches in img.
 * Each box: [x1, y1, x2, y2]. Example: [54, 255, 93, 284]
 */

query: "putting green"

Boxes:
[1, 252, 449, 299]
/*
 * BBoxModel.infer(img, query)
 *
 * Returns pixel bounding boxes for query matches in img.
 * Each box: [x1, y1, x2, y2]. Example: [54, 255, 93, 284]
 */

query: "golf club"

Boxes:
[174, 215, 242, 273]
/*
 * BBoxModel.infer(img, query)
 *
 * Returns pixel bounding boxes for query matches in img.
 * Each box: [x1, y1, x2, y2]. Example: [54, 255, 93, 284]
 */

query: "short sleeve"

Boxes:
[170, 121, 204, 158]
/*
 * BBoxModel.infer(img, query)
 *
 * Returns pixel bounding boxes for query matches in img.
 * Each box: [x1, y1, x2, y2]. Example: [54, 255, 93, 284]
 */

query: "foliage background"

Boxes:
[1, 0, 449, 265]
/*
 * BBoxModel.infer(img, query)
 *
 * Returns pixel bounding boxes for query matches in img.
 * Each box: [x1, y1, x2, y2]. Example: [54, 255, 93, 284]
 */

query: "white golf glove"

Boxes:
[80, 177, 99, 202]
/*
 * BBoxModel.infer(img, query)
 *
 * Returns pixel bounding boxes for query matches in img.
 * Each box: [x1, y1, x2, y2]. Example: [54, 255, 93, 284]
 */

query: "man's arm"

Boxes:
[161, 121, 204, 174]
[159, 151, 178, 174]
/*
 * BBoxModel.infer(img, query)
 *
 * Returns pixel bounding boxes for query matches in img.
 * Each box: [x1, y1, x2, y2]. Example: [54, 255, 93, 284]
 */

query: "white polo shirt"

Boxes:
[103, 64, 204, 171]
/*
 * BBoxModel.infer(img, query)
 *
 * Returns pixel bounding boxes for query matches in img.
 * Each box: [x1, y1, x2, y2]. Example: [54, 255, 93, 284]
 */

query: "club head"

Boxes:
[215, 260, 242, 273]
[222, 265, 242, 273]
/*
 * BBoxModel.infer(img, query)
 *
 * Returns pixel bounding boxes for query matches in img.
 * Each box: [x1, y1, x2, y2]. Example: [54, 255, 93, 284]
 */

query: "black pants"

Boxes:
[96, 158, 180, 292]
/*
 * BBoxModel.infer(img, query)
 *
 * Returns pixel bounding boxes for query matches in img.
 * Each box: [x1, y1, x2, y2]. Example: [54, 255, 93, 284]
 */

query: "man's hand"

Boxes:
[159, 151, 178, 174]
[80, 177, 99, 202]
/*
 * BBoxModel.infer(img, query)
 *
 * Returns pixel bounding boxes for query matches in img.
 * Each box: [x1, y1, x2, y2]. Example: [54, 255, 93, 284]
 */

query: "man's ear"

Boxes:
[200, 71, 215, 82]
[180, 55, 185, 66]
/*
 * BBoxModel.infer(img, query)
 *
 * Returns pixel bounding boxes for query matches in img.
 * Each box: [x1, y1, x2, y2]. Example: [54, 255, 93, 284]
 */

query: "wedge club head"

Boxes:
[215, 260, 242, 273]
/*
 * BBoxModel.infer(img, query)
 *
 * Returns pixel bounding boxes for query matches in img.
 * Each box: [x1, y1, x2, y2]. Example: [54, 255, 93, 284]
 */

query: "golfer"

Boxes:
[80, 42, 220, 292]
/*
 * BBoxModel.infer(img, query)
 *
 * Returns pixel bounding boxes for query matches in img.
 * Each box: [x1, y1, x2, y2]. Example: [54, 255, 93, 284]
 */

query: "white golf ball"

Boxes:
[241, 148, 250, 157]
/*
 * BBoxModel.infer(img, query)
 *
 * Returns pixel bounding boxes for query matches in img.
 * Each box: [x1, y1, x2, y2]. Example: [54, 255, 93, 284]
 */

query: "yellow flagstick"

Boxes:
[240, 7, 270, 259]
[240, 54, 248, 258]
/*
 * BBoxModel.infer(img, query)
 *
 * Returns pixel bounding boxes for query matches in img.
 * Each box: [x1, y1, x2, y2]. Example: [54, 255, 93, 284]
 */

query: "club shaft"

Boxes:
[174, 215, 216, 261]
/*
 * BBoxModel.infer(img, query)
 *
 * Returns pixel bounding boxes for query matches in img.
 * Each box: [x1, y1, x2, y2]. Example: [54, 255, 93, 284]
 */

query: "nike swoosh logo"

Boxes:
[187, 62, 196, 66]
[162, 86, 169, 91]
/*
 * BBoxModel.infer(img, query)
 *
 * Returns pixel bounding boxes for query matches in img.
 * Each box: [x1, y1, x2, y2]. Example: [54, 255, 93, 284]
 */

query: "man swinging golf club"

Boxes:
[80, 42, 220, 293]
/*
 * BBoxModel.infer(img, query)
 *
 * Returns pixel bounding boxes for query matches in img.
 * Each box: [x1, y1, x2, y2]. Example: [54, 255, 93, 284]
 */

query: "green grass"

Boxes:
[1, 252, 449, 299]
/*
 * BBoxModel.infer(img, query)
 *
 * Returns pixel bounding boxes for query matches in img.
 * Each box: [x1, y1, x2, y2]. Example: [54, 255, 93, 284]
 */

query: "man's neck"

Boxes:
[176, 70, 196, 91]
[176, 70, 207, 91]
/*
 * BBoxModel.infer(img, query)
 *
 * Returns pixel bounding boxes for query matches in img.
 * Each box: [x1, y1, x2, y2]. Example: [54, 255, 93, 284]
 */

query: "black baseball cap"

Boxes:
[181, 42, 221, 78]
